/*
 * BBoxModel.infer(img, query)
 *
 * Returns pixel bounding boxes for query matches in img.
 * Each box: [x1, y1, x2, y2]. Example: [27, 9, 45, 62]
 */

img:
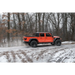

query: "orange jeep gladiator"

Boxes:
[23, 32, 62, 47]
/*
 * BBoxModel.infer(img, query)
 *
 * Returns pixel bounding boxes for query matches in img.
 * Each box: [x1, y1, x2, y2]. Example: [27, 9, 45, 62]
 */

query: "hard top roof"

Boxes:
[35, 32, 50, 33]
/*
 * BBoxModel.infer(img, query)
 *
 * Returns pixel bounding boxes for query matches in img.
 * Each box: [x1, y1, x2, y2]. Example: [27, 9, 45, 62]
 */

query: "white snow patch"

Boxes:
[62, 41, 75, 44]
[16, 55, 22, 66]
[0, 55, 8, 62]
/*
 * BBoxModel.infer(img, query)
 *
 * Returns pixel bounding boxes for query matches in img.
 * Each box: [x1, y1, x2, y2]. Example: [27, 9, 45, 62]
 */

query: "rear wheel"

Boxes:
[30, 40, 37, 47]
[55, 40, 61, 46]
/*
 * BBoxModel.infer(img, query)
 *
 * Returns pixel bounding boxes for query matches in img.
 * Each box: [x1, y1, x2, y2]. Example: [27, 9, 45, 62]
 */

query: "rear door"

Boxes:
[38, 33, 46, 43]
[45, 33, 54, 42]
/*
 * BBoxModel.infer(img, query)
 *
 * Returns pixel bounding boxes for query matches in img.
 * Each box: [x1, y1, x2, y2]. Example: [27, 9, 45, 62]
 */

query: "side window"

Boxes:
[46, 33, 51, 37]
[40, 33, 44, 37]
[35, 33, 39, 37]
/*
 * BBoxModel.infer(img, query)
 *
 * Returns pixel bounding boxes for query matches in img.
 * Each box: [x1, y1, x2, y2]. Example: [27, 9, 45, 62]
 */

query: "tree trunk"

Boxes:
[38, 13, 41, 32]
[57, 13, 60, 35]
[62, 13, 67, 41]
[22, 13, 26, 34]
[13, 14, 16, 29]
[45, 14, 50, 32]
[42, 13, 45, 32]
[17, 13, 21, 30]
[13, 13, 18, 43]
[7, 13, 10, 47]
[36, 13, 37, 32]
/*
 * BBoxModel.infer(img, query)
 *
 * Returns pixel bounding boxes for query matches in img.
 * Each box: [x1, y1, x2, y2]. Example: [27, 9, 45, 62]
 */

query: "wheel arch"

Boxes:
[53, 38, 60, 43]
[29, 39, 38, 43]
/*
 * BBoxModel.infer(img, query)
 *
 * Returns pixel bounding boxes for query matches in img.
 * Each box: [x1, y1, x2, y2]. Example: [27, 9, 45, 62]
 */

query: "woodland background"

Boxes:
[0, 9, 75, 47]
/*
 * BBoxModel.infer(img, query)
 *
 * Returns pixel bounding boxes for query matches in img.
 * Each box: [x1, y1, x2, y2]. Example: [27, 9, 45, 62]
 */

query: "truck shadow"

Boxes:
[37, 44, 53, 47]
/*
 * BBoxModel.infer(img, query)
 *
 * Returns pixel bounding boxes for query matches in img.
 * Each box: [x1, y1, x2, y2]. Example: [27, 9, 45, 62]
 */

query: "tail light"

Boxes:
[24, 38, 27, 40]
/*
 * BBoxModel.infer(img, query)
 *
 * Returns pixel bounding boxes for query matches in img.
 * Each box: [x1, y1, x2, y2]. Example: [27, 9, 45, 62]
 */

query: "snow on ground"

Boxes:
[0, 41, 75, 63]
[0, 55, 8, 62]
[62, 41, 75, 44]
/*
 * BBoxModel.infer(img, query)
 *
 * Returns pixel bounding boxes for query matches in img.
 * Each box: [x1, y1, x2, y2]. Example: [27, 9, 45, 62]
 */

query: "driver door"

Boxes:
[45, 33, 54, 42]
[39, 33, 46, 43]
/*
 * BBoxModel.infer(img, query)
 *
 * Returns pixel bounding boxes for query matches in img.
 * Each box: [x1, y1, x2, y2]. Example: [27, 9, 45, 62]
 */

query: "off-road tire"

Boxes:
[55, 40, 61, 46]
[30, 40, 37, 47]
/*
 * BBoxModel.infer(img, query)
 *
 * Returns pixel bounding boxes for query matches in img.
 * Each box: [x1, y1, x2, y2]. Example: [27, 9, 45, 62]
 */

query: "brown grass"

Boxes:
[10, 51, 16, 62]
[21, 51, 33, 62]
[0, 50, 33, 62]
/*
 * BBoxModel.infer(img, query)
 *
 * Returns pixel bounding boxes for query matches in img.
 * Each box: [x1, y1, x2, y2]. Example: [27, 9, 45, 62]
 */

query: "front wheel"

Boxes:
[55, 40, 61, 46]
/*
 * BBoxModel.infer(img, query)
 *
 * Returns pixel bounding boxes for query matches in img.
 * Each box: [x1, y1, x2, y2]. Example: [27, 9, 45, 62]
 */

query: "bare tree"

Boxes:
[7, 13, 10, 47]
[35, 13, 37, 32]
[42, 13, 45, 32]
[17, 13, 21, 31]
[1, 12, 75, 47]
[38, 13, 41, 32]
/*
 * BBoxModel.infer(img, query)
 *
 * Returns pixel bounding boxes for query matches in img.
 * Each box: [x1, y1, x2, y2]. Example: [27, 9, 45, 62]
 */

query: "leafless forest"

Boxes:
[0, 9, 75, 47]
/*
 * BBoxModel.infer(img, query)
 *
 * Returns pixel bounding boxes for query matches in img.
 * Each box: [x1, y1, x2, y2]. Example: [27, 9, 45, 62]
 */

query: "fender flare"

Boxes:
[29, 38, 38, 43]
[53, 38, 60, 43]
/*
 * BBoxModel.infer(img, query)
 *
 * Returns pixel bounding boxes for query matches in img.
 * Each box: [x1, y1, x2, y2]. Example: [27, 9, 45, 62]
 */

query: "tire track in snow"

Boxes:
[47, 51, 68, 66]
[5, 51, 11, 62]
[10, 51, 16, 62]
[28, 48, 58, 61]
[56, 49, 75, 62]
[15, 50, 29, 62]
[26, 44, 75, 62]
[27, 47, 68, 62]
[36, 46, 75, 65]
[48, 44, 75, 56]
[0, 51, 11, 62]
[51, 46, 75, 57]
[21, 51, 33, 62]
[0, 43, 75, 62]
[16, 52, 27, 62]
[48, 45, 75, 62]
[2, 52, 6, 55]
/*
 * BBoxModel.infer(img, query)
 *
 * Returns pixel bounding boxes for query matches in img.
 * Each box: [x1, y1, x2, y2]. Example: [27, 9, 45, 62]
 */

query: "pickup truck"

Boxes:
[23, 32, 62, 47]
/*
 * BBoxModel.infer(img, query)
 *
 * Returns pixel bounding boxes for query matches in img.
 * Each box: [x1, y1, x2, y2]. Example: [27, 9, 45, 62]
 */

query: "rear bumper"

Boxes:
[23, 41, 29, 44]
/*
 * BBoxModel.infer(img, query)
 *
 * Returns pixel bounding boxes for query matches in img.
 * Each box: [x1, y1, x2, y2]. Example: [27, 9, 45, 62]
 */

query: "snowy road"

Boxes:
[0, 41, 75, 63]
